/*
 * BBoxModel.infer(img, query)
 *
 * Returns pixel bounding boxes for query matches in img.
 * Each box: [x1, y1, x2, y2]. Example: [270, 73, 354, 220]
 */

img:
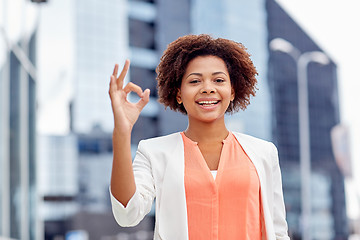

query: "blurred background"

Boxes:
[1, 0, 360, 239]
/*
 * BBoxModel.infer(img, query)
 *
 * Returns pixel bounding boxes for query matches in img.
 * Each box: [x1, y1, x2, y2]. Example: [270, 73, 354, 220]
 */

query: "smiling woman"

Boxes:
[176, 56, 234, 126]
[108, 34, 290, 240]
[157, 34, 258, 114]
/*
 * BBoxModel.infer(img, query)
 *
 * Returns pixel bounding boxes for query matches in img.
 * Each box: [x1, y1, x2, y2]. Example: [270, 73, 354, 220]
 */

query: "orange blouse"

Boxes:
[182, 132, 262, 240]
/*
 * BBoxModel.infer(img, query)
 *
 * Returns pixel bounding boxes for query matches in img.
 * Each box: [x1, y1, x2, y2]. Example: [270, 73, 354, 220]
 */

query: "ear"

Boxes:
[230, 87, 235, 101]
[176, 89, 182, 104]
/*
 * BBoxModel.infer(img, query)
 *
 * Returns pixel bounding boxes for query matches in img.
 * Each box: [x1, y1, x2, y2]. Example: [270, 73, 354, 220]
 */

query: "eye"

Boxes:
[189, 79, 200, 84]
[215, 78, 225, 83]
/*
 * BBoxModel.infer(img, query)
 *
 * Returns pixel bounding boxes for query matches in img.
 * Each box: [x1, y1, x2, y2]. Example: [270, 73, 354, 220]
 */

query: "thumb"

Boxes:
[137, 89, 150, 110]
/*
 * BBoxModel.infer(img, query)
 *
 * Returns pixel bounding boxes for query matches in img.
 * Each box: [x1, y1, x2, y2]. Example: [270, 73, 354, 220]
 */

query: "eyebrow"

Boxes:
[185, 71, 228, 79]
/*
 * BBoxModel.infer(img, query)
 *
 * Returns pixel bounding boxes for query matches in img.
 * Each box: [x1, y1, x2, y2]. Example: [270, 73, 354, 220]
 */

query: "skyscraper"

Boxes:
[72, 0, 129, 134]
[267, 0, 348, 238]
[0, 1, 41, 239]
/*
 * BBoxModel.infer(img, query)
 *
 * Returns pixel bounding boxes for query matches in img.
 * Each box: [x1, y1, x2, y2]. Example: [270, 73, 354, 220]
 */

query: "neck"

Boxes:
[184, 118, 229, 143]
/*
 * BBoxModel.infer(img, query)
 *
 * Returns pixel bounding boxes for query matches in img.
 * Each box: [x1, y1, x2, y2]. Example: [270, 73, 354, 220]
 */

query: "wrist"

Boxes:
[113, 125, 132, 136]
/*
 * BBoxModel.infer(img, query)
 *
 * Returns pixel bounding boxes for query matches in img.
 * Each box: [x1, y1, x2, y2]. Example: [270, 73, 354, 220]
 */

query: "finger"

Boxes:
[109, 75, 117, 94]
[112, 64, 119, 78]
[117, 59, 130, 88]
[110, 64, 119, 93]
[137, 88, 150, 110]
[123, 82, 143, 97]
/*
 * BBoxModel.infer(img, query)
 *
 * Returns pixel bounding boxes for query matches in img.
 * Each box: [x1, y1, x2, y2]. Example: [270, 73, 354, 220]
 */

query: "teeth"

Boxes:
[198, 101, 218, 105]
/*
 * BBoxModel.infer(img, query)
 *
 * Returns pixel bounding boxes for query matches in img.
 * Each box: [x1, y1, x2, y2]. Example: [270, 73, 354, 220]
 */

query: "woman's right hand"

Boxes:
[108, 60, 150, 133]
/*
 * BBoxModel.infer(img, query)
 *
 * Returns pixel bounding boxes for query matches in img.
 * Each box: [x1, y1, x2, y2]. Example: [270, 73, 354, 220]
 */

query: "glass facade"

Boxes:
[9, 50, 21, 239]
[38, 134, 78, 221]
[73, 0, 129, 134]
[266, 0, 348, 238]
[0, 44, 8, 240]
[0, 43, 9, 238]
[0, 30, 38, 240]
[128, 0, 160, 144]
[28, 31, 38, 240]
[77, 132, 113, 212]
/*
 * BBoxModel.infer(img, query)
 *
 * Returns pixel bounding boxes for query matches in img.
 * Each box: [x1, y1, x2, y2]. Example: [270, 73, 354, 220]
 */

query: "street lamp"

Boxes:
[269, 38, 330, 240]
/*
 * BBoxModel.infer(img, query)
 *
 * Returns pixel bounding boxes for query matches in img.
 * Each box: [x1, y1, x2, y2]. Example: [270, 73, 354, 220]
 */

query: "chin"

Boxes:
[197, 114, 226, 123]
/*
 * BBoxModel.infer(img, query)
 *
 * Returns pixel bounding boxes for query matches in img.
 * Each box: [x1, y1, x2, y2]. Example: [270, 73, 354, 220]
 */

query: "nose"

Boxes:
[200, 81, 216, 94]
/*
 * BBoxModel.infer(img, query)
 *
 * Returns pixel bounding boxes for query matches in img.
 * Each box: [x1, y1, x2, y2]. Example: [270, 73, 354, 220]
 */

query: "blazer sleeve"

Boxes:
[270, 143, 291, 240]
[110, 140, 155, 227]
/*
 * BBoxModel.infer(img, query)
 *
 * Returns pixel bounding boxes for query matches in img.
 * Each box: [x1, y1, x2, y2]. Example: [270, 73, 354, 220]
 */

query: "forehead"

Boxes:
[185, 55, 228, 74]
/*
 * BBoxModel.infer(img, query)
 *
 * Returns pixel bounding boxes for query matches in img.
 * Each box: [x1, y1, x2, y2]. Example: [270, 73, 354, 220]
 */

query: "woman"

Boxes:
[109, 34, 290, 240]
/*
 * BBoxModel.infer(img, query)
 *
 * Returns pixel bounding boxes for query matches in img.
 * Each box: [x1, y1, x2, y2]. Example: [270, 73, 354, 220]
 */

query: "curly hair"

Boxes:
[156, 34, 258, 114]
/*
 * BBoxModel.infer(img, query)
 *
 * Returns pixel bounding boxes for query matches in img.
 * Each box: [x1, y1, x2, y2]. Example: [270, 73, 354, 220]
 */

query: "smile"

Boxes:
[196, 100, 220, 106]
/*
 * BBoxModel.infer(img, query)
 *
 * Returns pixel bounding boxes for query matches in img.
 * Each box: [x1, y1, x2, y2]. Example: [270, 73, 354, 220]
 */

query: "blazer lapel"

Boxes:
[233, 132, 267, 192]
[158, 133, 189, 240]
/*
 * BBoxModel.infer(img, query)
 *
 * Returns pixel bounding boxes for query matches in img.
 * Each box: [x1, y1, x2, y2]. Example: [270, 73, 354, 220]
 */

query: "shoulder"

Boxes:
[137, 132, 183, 154]
[135, 132, 184, 169]
[232, 132, 278, 159]
[139, 132, 182, 146]
[232, 132, 274, 147]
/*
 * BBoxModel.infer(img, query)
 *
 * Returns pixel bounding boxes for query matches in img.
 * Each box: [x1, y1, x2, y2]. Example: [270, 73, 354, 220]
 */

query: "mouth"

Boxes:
[196, 100, 220, 106]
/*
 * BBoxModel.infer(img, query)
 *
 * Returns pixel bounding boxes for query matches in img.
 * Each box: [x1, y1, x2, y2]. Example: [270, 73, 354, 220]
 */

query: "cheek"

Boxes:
[224, 88, 234, 100]
[180, 87, 195, 100]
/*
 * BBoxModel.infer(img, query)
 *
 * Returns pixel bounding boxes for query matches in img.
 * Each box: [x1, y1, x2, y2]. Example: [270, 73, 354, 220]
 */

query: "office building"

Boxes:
[71, 0, 129, 134]
[267, 0, 348, 238]
[37, 134, 79, 238]
[0, 1, 42, 239]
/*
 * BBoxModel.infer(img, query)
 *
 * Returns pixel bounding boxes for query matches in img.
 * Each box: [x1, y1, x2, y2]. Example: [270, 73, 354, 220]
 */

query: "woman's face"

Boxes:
[177, 55, 234, 124]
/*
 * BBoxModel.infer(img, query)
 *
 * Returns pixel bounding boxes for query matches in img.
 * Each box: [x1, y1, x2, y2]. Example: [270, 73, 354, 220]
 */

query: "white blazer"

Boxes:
[110, 132, 290, 240]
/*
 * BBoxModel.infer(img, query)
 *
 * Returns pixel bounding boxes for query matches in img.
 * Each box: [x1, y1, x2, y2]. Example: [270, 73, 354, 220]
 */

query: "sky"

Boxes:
[276, 0, 360, 218]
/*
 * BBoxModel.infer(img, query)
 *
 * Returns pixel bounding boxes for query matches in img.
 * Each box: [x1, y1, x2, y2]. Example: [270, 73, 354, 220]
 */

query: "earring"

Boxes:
[177, 99, 182, 104]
